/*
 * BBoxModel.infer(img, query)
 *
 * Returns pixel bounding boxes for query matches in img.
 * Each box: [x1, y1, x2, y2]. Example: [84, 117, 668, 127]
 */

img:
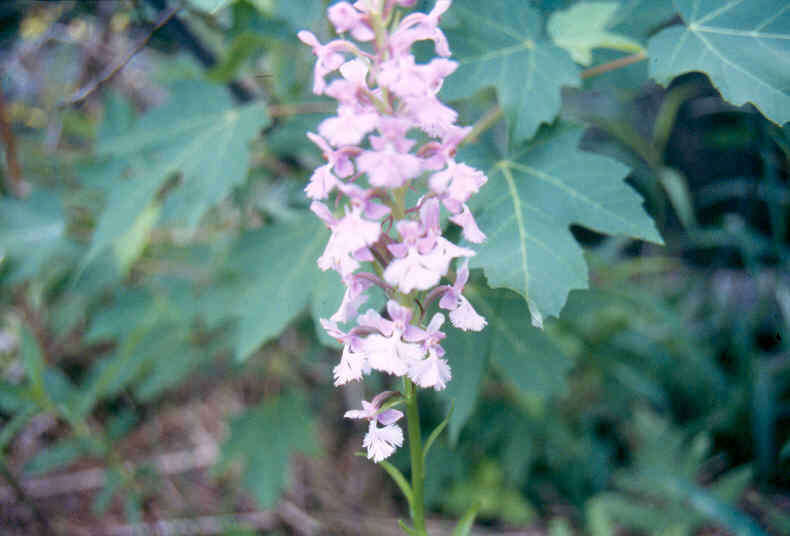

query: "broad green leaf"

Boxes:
[98, 92, 136, 141]
[607, 410, 764, 535]
[113, 201, 161, 275]
[581, 0, 677, 91]
[547, 518, 574, 536]
[269, 0, 323, 30]
[216, 393, 317, 507]
[309, 267, 347, 348]
[471, 286, 572, 397]
[440, 308, 488, 444]
[379, 460, 414, 506]
[20, 327, 46, 404]
[398, 520, 418, 536]
[234, 214, 330, 360]
[0, 409, 36, 453]
[452, 502, 481, 536]
[133, 341, 202, 402]
[248, 0, 323, 30]
[84, 290, 153, 343]
[647, 475, 764, 536]
[83, 172, 160, 270]
[444, 459, 536, 525]
[423, 401, 453, 462]
[548, 2, 644, 65]
[440, 284, 572, 441]
[658, 167, 696, 229]
[648, 0, 790, 125]
[0, 190, 65, 279]
[24, 437, 88, 475]
[189, 0, 236, 13]
[93, 468, 122, 514]
[467, 124, 662, 325]
[607, 0, 677, 40]
[441, 0, 580, 144]
[90, 81, 268, 266]
[77, 312, 165, 415]
[208, 32, 267, 83]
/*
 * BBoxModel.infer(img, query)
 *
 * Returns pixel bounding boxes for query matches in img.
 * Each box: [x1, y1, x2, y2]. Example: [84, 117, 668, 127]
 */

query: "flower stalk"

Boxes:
[404, 377, 427, 535]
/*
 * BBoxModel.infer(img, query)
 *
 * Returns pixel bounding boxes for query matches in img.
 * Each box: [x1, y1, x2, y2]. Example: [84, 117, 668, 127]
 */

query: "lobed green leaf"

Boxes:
[441, 0, 580, 144]
[648, 0, 790, 125]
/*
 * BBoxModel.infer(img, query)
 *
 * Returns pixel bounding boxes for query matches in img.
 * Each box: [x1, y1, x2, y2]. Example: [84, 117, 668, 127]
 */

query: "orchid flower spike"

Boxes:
[301, 0, 487, 462]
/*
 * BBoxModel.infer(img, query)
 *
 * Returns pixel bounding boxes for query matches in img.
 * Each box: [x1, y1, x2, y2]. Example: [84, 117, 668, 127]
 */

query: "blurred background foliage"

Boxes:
[0, 0, 788, 534]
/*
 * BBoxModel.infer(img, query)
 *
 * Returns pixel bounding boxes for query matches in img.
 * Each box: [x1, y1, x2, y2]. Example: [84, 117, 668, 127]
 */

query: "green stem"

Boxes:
[404, 377, 427, 535]
[460, 106, 503, 147]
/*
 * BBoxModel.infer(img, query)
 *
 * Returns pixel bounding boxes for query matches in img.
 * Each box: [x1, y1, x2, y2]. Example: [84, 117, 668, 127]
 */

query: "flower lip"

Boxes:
[344, 390, 404, 425]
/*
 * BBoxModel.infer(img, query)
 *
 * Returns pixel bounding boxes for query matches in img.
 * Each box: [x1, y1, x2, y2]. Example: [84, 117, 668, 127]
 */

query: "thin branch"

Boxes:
[268, 102, 335, 117]
[0, 85, 24, 197]
[62, 3, 183, 106]
[277, 501, 323, 536]
[581, 51, 647, 79]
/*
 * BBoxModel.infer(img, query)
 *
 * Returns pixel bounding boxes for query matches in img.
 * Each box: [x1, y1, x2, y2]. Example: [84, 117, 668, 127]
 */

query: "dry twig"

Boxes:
[0, 86, 24, 197]
[63, 3, 182, 106]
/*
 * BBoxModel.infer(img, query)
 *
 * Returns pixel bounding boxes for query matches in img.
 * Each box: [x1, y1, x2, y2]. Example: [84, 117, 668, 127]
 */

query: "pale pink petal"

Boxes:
[370, 390, 397, 408]
[408, 352, 451, 390]
[377, 408, 403, 426]
[450, 204, 486, 243]
[357, 309, 394, 337]
[449, 296, 487, 331]
[363, 201, 391, 220]
[330, 275, 373, 323]
[357, 149, 423, 188]
[390, 0, 452, 57]
[319, 108, 378, 146]
[404, 95, 458, 137]
[333, 345, 368, 385]
[362, 334, 411, 376]
[344, 409, 369, 419]
[316, 205, 381, 276]
[438, 287, 459, 310]
[420, 237, 474, 278]
[386, 300, 413, 326]
[384, 248, 442, 293]
[403, 313, 446, 356]
[310, 201, 336, 226]
[305, 164, 338, 199]
[328, 2, 375, 40]
[353, 247, 375, 262]
[297, 30, 320, 48]
[297, 32, 349, 94]
[363, 421, 403, 462]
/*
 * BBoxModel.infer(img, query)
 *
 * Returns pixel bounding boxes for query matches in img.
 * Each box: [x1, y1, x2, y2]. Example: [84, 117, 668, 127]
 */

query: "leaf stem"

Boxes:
[63, 3, 183, 106]
[404, 377, 428, 535]
[268, 102, 334, 117]
[581, 51, 647, 79]
[460, 106, 503, 146]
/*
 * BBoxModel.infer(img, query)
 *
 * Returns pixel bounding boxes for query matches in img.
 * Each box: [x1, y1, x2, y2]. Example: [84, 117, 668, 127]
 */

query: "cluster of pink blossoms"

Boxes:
[299, 0, 488, 462]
